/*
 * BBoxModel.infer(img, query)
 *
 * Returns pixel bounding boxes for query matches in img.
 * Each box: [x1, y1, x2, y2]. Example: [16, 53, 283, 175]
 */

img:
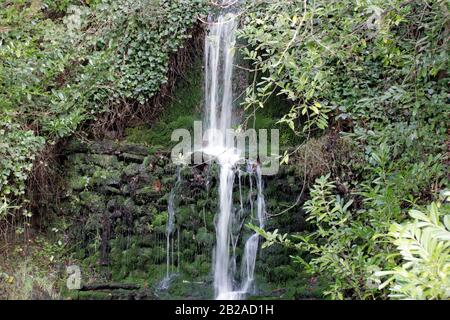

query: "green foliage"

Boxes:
[297, 175, 387, 299]
[0, 120, 44, 200]
[375, 199, 450, 300]
[0, 231, 67, 300]
[0, 1, 77, 136]
[245, 94, 303, 148]
[0, 118, 45, 229]
[1, 0, 448, 300]
[0, 257, 59, 300]
[252, 175, 385, 299]
[252, 162, 447, 299]
[81, 0, 206, 104]
[0, 0, 205, 236]
[255, 160, 447, 299]
[243, 0, 448, 300]
[239, 0, 449, 135]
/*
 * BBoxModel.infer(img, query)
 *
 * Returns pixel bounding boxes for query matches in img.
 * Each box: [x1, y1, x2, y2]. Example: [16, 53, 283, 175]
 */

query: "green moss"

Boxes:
[60, 126, 313, 299]
[152, 211, 168, 228]
[87, 154, 119, 168]
[120, 153, 145, 164]
[196, 227, 214, 246]
[68, 174, 91, 191]
[72, 290, 114, 300]
[134, 186, 161, 204]
[91, 168, 122, 186]
[181, 255, 210, 278]
[123, 163, 141, 177]
[79, 191, 105, 212]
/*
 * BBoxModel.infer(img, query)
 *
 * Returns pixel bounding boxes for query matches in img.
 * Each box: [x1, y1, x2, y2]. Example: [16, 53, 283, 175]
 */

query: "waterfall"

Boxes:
[201, 3, 266, 300]
[202, 8, 240, 300]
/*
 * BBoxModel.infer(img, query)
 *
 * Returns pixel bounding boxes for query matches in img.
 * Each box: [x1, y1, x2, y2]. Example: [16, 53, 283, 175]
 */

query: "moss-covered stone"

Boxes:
[118, 143, 150, 156]
[119, 153, 145, 164]
[133, 187, 163, 204]
[87, 154, 120, 169]
[90, 140, 120, 154]
[101, 186, 122, 195]
[196, 227, 214, 246]
[59, 66, 312, 298]
[79, 191, 106, 212]
[91, 168, 122, 187]
[123, 163, 141, 178]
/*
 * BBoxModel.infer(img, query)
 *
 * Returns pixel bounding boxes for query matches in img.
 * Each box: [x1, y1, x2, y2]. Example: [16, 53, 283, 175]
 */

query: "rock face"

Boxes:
[61, 138, 308, 299]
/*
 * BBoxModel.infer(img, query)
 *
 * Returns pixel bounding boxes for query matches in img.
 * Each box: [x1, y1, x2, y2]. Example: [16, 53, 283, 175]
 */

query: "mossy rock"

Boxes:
[91, 168, 122, 187]
[161, 175, 177, 186]
[152, 165, 165, 177]
[180, 167, 194, 179]
[123, 163, 141, 178]
[120, 184, 131, 196]
[121, 198, 140, 215]
[101, 186, 122, 195]
[79, 191, 106, 212]
[151, 211, 168, 233]
[119, 153, 145, 164]
[163, 163, 178, 174]
[133, 217, 152, 235]
[69, 290, 114, 300]
[86, 154, 120, 169]
[106, 196, 126, 211]
[134, 187, 163, 204]
[90, 140, 120, 154]
[66, 153, 88, 166]
[64, 139, 91, 154]
[196, 227, 214, 246]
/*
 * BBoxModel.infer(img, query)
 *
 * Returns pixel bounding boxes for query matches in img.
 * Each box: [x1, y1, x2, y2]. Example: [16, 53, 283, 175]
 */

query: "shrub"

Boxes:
[375, 199, 450, 300]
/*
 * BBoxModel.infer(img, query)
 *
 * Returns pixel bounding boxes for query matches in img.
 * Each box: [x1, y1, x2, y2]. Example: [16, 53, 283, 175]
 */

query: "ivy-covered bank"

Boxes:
[1, 0, 206, 244]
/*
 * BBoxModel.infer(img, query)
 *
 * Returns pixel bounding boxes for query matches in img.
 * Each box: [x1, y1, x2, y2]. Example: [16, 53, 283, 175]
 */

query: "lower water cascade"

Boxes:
[240, 165, 266, 295]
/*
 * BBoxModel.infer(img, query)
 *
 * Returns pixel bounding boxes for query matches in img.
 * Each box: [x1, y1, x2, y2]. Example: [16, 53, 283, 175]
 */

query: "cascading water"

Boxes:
[202, 3, 266, 300]
[240, 165, 266, 294]
[159, 167, 181, 290]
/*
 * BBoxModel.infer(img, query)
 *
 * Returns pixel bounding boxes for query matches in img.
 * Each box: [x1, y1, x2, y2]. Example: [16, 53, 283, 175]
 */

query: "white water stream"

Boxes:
[202, 4, 266, 300]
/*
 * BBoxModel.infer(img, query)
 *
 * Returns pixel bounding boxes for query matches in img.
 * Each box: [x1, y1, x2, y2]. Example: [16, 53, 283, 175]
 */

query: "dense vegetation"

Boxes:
[241, 0, 449, 299]
[0, 0, 448, 300]
[1, 0, 205, 240]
